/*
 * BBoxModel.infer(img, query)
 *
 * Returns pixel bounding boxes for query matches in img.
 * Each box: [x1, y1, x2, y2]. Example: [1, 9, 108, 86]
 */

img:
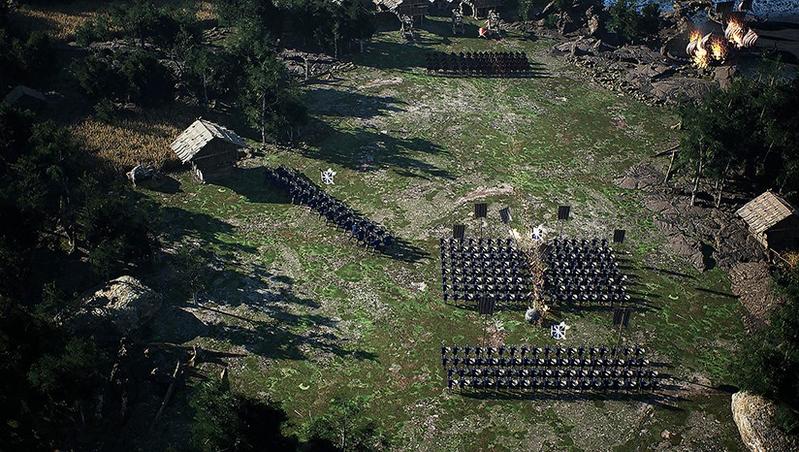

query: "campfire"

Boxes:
[724, 16, 758, 49]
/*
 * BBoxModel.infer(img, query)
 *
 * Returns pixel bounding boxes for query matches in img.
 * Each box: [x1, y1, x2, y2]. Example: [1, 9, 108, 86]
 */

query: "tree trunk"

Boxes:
[690, 156, 703, 206]
[664, 149, 677, 184]
[260, 93, 267, 145]
[202, 71, 209, 110]
[715, 161, 730, 208]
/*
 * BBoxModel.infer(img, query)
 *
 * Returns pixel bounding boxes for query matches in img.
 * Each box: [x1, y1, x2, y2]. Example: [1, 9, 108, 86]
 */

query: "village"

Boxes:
[1, 0, 798, 451]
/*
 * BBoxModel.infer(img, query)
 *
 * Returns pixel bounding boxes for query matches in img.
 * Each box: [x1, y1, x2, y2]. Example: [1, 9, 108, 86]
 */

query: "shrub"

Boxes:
[607, 0, 661, 44]
[731, 268, 799, 433]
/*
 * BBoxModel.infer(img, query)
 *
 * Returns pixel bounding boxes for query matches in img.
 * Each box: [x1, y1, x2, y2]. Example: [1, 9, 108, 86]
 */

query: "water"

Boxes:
[601, 0, 799, 19]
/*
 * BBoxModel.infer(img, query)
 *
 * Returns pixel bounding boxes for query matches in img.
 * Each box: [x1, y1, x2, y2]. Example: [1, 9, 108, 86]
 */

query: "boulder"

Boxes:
[67, 276, 162, 335]
[714, 65, 737, 90]
[732, 391, 799, 452]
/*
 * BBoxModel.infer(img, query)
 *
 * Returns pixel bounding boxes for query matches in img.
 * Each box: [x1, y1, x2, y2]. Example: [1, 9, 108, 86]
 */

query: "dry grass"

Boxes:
[70, 105, 201, 171]
[784, 251, 799, 270]
[13, 1, 217, 42]
[13, 1, 99, 42]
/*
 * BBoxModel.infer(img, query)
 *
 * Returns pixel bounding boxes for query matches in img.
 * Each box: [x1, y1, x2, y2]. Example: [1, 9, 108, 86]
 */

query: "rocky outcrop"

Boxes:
[64, 276, 162, 336]
[614, 163, 763, 271]
[552, 37, 718, 105]
[732, 391, 799, 452]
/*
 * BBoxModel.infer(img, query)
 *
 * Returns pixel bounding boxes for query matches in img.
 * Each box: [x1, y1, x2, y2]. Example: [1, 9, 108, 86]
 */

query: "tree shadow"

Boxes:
[213, 167, 291, 204]
[154, 244, 378, 363]
[304, 87, 407, 119]
[693, 287, 738, 299]
[302, 117, 454, 180]
[157, 206, 259, 256]
[641, 265, 698, 280]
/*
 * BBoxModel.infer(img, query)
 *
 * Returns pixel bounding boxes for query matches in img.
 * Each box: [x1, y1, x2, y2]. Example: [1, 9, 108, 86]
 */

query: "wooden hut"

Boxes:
[3, 85, 47, 111]
[373, 0, 430, 18]
[736, 191, 799, 252]
[170, 119, 246, 182]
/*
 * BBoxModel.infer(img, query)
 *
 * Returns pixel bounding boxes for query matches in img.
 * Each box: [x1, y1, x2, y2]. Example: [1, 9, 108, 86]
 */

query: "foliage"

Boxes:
[607, 0, 661, 44]
[72, 49, 175, 108]
[0, 27, 54, 89]
[678, 72, 799, 203]
[235, 24, 307, 143]
[74, 15, 112, 47]
[0, 105, 156, 449]
[190, 379, 240, 452]
[108, 0, 197, 49]
[732, 268, 799, 433]
[306, 396, 391, 451]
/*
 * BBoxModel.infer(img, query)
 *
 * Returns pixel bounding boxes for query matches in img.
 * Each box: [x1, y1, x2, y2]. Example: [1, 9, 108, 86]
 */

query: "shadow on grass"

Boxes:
[214, 167, 291, 204]
[302, 116, 454, 181]
[457, 388, 687, 410]
[304, 87, 407, 119]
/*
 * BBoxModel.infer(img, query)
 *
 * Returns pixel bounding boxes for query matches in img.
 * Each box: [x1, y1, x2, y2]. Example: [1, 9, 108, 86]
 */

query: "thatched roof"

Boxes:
[170, 119, 246, 164]
[736, 191, 797, 234]
[3, 85, 46, 105]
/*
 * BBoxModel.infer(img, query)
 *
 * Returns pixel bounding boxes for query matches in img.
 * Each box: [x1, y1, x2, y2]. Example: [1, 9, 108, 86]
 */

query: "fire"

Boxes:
[725, 16, 758, 48]
[710, 37, 727, 62]
[686, 31, 712, 68]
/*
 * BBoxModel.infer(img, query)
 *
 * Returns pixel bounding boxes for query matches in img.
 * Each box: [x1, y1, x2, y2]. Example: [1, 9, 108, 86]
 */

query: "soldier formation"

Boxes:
[442, 345, 660, 392]
[265, 166, 394, 250]
[440, 237, 533, 308]
[543, 238, 630, 307]
[425, 51, 531, 77]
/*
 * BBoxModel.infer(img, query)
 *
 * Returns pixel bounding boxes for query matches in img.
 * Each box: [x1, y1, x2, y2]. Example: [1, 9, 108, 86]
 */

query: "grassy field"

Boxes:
[120, 17, 747, 451]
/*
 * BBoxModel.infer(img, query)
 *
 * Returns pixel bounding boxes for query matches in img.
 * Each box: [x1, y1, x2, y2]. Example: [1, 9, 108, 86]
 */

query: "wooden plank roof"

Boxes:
[3, 85, 46, 105]
[736, 191, 797, 234]
[170, 119, 245, 164]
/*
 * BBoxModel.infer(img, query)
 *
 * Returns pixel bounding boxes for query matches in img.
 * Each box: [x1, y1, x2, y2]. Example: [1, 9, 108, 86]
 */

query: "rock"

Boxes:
[732, 391, 799, 452]
[127, 163, 155, 185]
[714, 65, 737, 90]
[66, 276, 162, 336]
[587, 13, 601, 37]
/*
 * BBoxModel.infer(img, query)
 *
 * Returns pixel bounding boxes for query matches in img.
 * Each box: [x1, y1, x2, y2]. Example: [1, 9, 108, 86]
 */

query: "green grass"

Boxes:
[141, 17, 746, 451]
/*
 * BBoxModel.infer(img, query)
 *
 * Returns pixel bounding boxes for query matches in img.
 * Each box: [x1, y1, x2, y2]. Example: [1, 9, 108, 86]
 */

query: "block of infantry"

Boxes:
[440, 237, 533, 308]
[543, 238, 630, 307]
[265, 166, 394, 250]
[441, 345, 661, 392]
[425, 51, 531, 77]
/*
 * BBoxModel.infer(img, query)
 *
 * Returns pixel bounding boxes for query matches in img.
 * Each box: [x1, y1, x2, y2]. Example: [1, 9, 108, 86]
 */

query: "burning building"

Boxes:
[724, 14, 759, 49]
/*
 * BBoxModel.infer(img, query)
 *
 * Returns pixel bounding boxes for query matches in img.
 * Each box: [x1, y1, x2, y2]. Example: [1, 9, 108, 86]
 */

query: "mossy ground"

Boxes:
[137, 18, 747, 450]
[35, 9, 746, 450]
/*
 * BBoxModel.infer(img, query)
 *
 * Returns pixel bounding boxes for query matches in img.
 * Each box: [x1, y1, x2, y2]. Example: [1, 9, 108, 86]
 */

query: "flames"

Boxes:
[686, 32, 712, 68]
[686, 32, 730, 68]
[724, 16, 758, 48]
[710, 37, 728, 62]
[684, 14, 757, 69]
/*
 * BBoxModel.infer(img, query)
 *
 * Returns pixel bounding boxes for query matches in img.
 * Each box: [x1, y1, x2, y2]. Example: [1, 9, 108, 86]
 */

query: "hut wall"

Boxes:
[191, 138, 239, 172]
[765, 217, 799, 251]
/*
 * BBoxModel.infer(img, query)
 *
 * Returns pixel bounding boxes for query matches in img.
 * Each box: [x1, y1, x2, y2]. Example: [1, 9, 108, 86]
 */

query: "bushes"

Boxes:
[732, 268, 799, 434]
[72, 49, 175, 109]
[607, 0, 661, 44]
[0, 28, 54, 89]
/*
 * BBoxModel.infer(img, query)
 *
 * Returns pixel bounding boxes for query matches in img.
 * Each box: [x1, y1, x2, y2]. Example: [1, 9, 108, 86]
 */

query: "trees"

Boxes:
[677, 73, 799, 205]
[607, 0, 661, 44]
[0, 107, 157, 448]
[72, 49, 175, 111]
[235, 25, 306, 144]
